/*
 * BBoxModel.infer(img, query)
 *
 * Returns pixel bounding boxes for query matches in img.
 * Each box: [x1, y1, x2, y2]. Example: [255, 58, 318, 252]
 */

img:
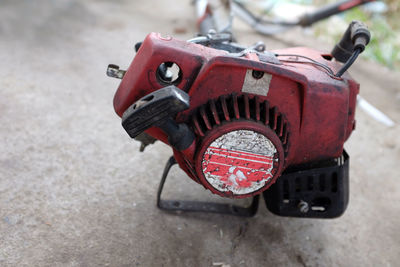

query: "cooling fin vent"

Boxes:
[191, 94, 290, 154]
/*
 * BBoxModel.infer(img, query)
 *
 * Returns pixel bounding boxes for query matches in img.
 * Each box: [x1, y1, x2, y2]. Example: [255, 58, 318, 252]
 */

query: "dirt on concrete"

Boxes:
[0, 0, 399, 266]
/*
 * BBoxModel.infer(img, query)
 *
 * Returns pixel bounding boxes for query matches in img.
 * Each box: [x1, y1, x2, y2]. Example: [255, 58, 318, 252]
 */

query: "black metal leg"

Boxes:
[157, 156, 259, 217]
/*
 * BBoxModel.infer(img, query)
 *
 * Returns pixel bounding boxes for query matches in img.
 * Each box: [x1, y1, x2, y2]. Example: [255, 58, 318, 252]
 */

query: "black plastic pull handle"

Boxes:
[122, 86, 194, 151]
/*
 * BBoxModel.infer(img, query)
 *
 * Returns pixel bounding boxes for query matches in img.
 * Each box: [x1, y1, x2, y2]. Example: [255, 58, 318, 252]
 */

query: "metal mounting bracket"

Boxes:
[157, 156, 259, 217]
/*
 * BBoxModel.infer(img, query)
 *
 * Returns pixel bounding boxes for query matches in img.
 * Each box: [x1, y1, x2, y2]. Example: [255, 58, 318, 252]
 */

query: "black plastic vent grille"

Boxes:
[264, 152, 349, 218]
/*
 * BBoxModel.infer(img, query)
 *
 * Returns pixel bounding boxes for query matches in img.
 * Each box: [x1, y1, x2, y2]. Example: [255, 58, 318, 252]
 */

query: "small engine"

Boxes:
[108, 22, 370, 218]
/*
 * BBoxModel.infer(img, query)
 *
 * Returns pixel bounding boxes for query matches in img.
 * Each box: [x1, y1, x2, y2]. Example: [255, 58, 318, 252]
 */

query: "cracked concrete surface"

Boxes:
[0, 0, 399, 266]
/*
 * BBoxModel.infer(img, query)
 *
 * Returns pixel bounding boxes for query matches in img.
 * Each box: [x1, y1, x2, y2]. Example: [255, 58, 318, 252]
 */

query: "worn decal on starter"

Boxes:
[241, 69, 272, 96]
[202, 130, 277, 195]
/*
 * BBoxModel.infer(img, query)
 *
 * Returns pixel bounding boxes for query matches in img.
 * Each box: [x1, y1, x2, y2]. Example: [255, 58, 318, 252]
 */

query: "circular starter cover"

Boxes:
[201, 129, 280, 196]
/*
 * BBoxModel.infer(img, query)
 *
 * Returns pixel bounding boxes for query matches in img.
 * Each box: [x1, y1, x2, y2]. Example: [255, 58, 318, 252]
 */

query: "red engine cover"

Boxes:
[113, 33, 359, 198]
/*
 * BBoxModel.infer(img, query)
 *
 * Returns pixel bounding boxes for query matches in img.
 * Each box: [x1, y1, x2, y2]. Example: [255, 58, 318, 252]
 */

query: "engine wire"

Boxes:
[275, 53, 335, 76]
[335, 48, 361, 77]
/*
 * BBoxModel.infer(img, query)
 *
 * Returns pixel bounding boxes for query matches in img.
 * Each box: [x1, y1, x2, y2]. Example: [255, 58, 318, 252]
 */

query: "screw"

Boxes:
[253, 41, 266, 52]
[252, 70, 264, 79]
[298, 200, 309, 213]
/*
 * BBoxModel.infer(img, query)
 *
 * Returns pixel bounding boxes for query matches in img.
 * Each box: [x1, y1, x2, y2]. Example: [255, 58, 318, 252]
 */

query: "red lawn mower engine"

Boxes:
[107, 21, 370, 218]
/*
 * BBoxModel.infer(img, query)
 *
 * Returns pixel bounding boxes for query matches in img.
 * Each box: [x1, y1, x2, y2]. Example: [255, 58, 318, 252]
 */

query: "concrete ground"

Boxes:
[1, 0, 399, 266]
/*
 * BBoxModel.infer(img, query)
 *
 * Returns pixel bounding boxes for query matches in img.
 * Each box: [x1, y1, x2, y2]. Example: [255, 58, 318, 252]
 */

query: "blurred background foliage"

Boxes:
[241, 0, 400, 70]
[313, 0, 400, 70]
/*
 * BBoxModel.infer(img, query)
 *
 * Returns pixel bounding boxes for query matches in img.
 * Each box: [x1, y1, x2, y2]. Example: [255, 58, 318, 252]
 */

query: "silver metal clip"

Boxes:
[107, 64, 126, 79]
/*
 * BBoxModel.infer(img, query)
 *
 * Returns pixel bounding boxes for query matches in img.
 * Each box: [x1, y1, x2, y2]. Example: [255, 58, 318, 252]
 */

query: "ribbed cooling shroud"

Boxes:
[190, 94, 290, 154]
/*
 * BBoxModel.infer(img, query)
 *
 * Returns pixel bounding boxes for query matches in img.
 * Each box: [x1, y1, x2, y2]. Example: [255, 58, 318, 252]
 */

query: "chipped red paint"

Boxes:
[193, 122, 284, 198]
[204, 148, 273, 172]
[203, 147, 274, 186]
